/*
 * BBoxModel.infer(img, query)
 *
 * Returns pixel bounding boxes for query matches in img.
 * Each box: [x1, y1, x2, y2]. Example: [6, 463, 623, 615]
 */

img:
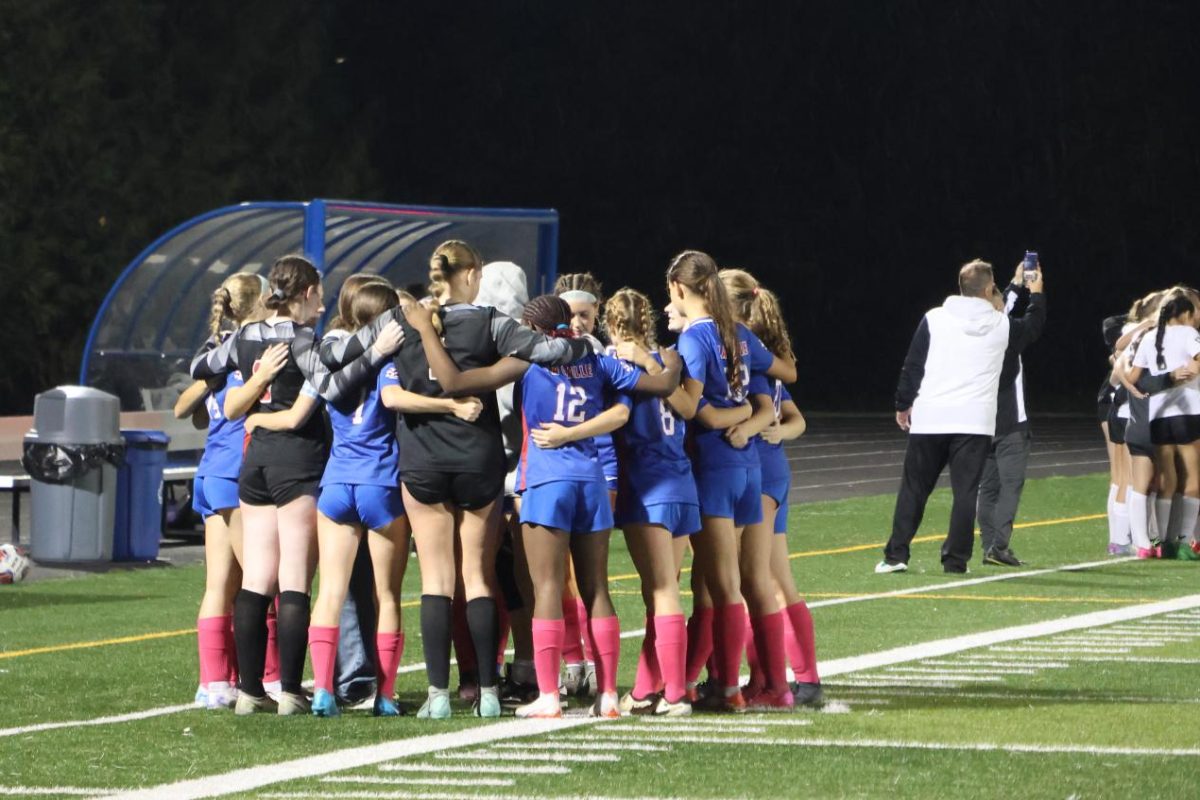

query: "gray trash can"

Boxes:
[21, 387, 124, 563]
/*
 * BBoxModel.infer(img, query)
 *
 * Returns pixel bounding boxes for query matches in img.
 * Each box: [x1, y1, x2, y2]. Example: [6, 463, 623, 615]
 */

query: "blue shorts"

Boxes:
[695, 466, 763, 526]
[193, 475, 240, 519]
[774, 499, 789, 534]
[615, 500, 701, 538]
[318, 483, 405, 531]
[762, 476, 790, 534]
[521, 479, 613, 534]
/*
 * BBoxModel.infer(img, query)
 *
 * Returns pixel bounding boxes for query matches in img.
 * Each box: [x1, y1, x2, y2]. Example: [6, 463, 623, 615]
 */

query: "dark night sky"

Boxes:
[3, 1, 1200, 413]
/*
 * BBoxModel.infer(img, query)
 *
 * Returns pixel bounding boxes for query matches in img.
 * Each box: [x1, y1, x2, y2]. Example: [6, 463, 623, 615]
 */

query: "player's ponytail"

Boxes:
[264, 255, 320, 316]
[604, 288, 657, 350]
[329, 274, 391, 332]
[719, 268, 795, 362]
[209, 272, 268, 336]
[522, 294, 575, 338]
[1156, 292, 1195, 370]
[427, 240, 481, 335]
[668, 250, 743, 396]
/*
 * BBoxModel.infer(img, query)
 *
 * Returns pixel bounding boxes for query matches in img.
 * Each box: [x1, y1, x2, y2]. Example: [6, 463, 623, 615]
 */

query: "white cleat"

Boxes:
[874, 560, 908, 574]
[516, 692, 564, 719]
[205, 681, 236, 710]
[589, 691, 621, 719]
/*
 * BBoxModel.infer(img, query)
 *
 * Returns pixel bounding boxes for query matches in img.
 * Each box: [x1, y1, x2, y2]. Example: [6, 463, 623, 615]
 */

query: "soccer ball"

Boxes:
[0, 543, 30, 584]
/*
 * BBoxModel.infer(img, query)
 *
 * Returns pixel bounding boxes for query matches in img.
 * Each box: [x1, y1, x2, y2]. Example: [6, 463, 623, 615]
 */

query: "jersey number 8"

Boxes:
[658, 398, 676, 436]
[553, 383, 588, 423]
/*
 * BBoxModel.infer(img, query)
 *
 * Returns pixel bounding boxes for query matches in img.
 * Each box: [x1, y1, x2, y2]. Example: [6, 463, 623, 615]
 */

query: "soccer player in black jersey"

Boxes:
[191, 255, 395, 715]
[320, 240, 593, 719]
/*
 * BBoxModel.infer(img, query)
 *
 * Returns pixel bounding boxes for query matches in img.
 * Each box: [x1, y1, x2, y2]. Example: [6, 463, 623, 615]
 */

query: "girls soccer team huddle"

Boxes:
[1102, 284, 1200, 562]
[178, 241, 821, 721]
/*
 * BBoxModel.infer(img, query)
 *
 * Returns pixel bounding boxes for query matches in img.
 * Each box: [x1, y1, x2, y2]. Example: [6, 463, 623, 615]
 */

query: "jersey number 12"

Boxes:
[553, 383, 588, 423]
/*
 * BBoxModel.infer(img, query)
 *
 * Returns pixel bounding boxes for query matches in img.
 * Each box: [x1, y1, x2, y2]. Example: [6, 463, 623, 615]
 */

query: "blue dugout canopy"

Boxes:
[80, 199, 560, 411]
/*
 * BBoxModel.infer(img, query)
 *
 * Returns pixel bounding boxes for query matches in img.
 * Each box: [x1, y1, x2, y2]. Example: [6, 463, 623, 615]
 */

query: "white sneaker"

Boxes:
[205, 681, 236, 710]
[874, 560, 908, 574]
[652, 695, 693, 717]
[277, 691, 311, 716]
[193, 685, 209, 708]
[619, 691, 658, 715]
[262, 679, 282, 702]
[589, 691, 621, 719]
[516, 692, 563, 719]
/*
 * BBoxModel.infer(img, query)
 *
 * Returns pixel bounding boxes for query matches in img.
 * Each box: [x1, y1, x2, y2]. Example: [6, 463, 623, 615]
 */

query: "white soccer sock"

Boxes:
[1148, 492, 1160, 539]
[1128, 491, 1152, 550]
[1181, 497, 1200, 545]
[1113, 501, 1131, 547]
[1155, 496, 1173, 543]
[1166, 492, 1186, 543]
[1106, 484, 1121, 544]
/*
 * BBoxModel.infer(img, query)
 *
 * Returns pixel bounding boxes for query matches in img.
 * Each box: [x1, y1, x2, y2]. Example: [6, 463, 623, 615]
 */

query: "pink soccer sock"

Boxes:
[685, 607, 715, 684]
[376, 631, 405, 699]
[785, 601, 820, 683]
[782, 609, 803, 673]
[197, 615, 231, 687]
[632, 615, 661, 698]
[578, 598, 595, 663]
[225, 617, 238, 683]
[653, 613, 687, 704]
[532, 617, 566, 695]
[743, 607, 763, 693]
[264, 606, 280, 684]
[307, 625, 339, 694]
[715, 603, 746, 691]
[561, 597, 585, 664]
[588, 615, 621, 694]
[753, 611, 789, 694]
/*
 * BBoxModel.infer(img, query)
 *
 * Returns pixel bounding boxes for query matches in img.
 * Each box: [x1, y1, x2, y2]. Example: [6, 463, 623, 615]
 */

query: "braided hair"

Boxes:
[208, 273, 266, 336]
[604, 288, 657, 350]
[1155, 292, 1195, 370]
[521, 294, 575, 338]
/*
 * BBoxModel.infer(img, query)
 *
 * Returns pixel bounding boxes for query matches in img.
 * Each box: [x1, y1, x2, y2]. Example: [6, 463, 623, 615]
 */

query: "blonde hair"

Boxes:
[719, 268, 795, 362]
[1129, 290, 1165, 323]
[604, 288, 657, 350]
[554, 272, 603, 301]
[209, 272, 266, 336]
[329, 274, 391, 332]
[428, 240, 482, 333]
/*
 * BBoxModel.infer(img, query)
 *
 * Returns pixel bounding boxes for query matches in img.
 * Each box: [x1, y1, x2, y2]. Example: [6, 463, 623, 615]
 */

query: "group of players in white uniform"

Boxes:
[178, 243, 821, 720]
[1102, 285, 1200, 562]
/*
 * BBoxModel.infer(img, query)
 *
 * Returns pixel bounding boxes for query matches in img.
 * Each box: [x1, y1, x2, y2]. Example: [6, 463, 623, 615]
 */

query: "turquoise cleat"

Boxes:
[311, 688, 341, 717]
[416, 687, 452, 719]
[373, 695, 405, 717]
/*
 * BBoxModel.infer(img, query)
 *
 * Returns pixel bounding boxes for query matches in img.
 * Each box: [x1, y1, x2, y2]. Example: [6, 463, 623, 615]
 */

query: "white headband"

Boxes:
[559, 289, 597, 305]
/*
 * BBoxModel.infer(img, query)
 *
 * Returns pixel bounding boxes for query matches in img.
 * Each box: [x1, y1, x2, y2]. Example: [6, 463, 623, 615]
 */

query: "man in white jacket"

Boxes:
[877, 260, 1010, 574]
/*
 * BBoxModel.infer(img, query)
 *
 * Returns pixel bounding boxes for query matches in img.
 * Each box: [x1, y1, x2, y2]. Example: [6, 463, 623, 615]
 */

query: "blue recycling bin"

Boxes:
[114, 430, 170, 561]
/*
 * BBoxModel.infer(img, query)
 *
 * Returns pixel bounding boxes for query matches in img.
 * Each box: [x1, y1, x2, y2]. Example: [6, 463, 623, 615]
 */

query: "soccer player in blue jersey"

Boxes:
[403, 294, 682, 719]
[723, 268, 821, 707]
[666, 251, 796, 712]
[176, 273, 272, 710]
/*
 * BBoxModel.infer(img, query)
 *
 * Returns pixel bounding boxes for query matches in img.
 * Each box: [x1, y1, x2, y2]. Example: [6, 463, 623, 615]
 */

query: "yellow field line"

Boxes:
[608, 588, 1154, 605]
[1, 512, 1108, 661]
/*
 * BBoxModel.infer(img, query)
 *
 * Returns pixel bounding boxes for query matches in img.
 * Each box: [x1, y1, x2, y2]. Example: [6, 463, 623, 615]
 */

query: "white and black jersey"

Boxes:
[322, 303, 593, 477]
[1132, 324, 1200, 444]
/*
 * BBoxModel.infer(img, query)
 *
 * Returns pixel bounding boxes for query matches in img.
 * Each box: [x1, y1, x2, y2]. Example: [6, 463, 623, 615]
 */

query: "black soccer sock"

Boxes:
[233, 589, 272, 697]
[466, 597, 499, 688]
[420, 594, 453, 690]
[276, 591, 311, 695]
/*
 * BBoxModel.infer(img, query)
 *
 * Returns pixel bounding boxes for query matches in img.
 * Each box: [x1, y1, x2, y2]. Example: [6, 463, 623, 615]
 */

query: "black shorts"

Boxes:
[402, 470, 502, 511]
[1107, 416, 1127, 445]
[1150, 415, 1200, 446]
[239, 462, 322, 506]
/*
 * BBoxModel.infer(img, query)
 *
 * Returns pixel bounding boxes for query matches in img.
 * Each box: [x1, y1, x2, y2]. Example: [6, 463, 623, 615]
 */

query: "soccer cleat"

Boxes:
[874, 560, 907, 574]
[619, 691, 659, 715]
[695, 687, 747, 713]
[747, 687, 795, 711]
[474, 686, 501, 718]
[561, 663, 587, 697]
[311, 689, 340, 717]
[193, 685, 209, 708]
[1107, 543, 1134, 557]
[416, 687, 452, 720]
[205, 681, 236, 710]
[651, 695, 693, 717]
[516, 692, 563, 719]
[584, 662, 598, 698]
[1159, 540, 1180, 560]
[262, 679, 282, 702]
[791, 681, 825, 708]
[373, 695, 406, 717]
[983, 548, 1024, 567]
[277, 691, 311, 716]
[943, 565, 970, 574]
[499, 679, 540, 709]
[457, 671, 480, 702]
[1136, 547, 1159, 560]
[589, 691, 621, 719]
[1187, 541, 1200, 561]
[234, 691, 278, 716]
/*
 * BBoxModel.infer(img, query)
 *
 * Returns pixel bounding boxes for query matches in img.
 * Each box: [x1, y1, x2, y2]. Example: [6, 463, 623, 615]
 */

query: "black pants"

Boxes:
[884, 433, 991, 570]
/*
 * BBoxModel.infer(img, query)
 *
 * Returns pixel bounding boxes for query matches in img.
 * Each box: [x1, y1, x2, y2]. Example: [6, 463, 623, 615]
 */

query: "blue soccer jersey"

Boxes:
[196, 369, 245, 481]
[756, 379, 792, 487]
[676, 320, 774, 469]
[321, 362, 401, 488]
[614, 350, 698, 506]
[517, 352, 642, 491]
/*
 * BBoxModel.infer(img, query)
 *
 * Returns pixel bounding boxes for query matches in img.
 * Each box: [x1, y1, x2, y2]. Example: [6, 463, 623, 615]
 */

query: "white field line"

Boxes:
[1047, 638, 1175, 648]
[632, 717, 815, 727]
[872, 672, 1003, 682]
[435, 751, 619, 763]
[7, 554, 1131, 742]
[264, 793, 688, 800]
[579, 735, 1200, 757]
[0, 790, 115, 797]
[490, 741, 671, 752]
[885, 666, 1037, 676]
[323, 776, 514, 788]
[0, 703, 194, 739]
[609, 723, 768, 735]
[820, 593, 1200, 677]
[378, 764, 570, 776]
[101, 717, 593, 800]
[1039, 656, 1200, 665]
[831, 687, 1200, 705]
[926, 659, 1070, 669]
[988, 646, 1132, 654]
